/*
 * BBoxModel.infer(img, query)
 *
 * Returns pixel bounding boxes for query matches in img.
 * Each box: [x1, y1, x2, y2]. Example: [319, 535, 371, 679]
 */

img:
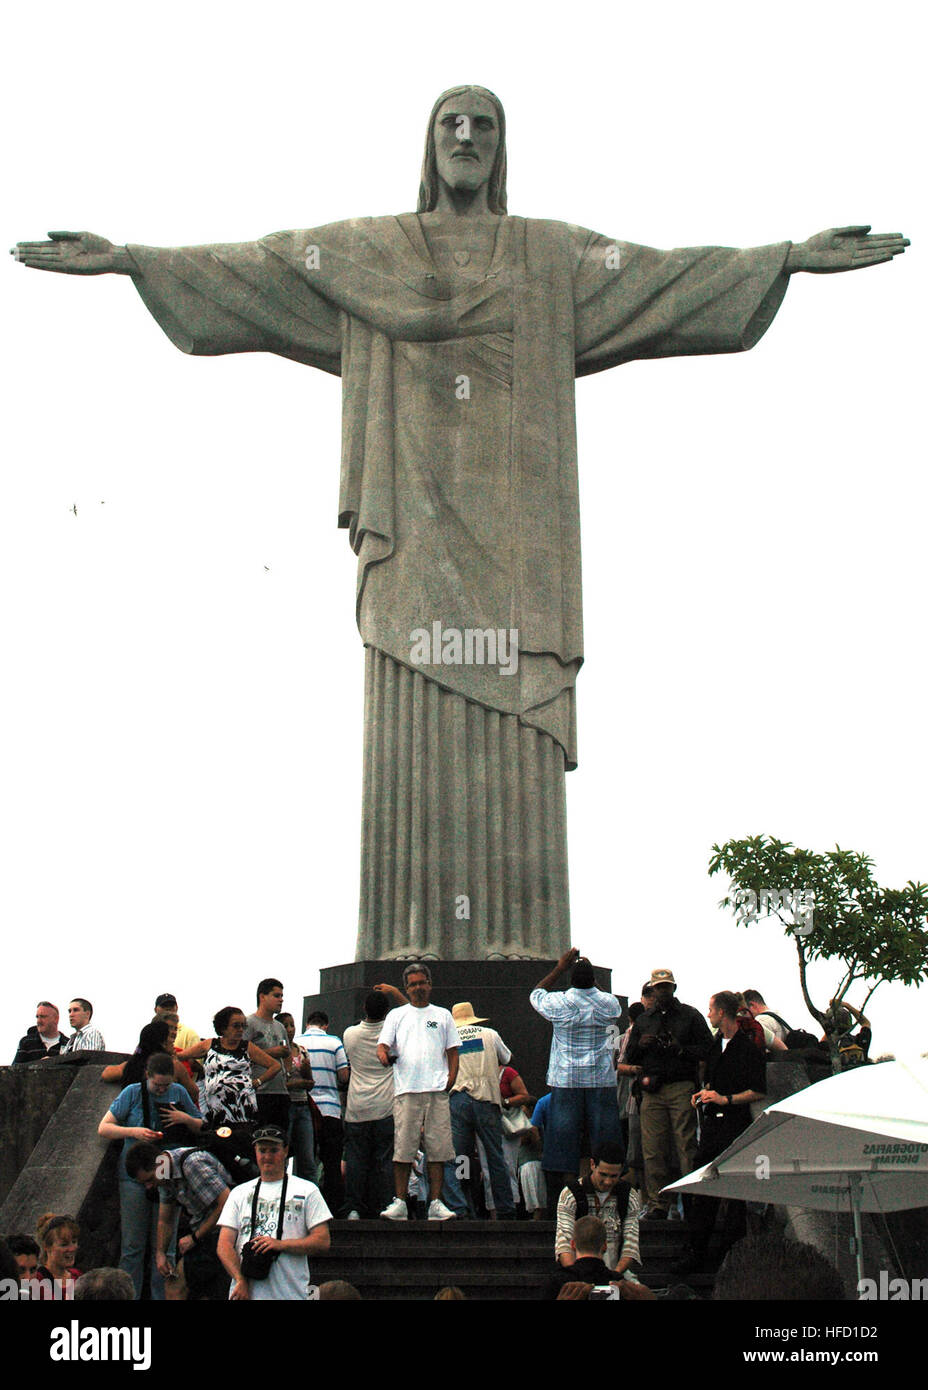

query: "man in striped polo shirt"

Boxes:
[298, 1011, 349, 1213]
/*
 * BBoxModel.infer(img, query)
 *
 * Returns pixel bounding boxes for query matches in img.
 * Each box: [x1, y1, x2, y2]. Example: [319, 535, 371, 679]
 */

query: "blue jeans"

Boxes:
[442, 1091, 515, 1217]
[343, 1115, 395, 1217]
[288, 1103, 316, 1181]
[118, 1176, 170, 1300]
[543, 1087, 624, 1175]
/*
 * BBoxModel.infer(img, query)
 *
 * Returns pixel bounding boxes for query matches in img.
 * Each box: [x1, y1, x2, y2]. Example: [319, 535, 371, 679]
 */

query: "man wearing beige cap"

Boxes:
[441, 1001, 516, 1219]
[624, 969, 712, 1220]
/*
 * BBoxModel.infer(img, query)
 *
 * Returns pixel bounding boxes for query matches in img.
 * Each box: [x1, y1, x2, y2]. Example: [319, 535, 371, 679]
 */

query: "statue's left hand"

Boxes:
[787, 226, 909, 273]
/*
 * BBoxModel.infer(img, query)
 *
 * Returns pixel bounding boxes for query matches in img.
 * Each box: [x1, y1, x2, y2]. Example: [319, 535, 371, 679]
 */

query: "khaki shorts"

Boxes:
[393, 1090, 454, 1162]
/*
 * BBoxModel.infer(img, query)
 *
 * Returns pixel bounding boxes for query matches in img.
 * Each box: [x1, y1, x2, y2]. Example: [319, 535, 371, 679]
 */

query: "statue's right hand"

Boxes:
[11, 230, 117, 274]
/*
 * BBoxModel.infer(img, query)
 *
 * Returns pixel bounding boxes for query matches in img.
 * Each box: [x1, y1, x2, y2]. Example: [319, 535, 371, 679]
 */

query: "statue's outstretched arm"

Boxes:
[785, 226, 908, 274]
[12, 230, 341, 369]
[11, 231, 135, 275]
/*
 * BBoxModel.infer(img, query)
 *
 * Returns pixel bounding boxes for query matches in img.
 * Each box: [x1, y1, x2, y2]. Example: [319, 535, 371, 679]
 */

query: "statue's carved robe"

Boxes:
[129, 216, 789, 957]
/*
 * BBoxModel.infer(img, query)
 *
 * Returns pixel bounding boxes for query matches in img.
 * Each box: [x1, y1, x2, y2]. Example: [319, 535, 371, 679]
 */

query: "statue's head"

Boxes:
[418, 85, 507, 214]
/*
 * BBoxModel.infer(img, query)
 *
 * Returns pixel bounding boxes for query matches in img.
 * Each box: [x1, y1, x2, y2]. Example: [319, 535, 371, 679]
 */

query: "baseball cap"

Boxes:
[253, 1125, 288, 1146]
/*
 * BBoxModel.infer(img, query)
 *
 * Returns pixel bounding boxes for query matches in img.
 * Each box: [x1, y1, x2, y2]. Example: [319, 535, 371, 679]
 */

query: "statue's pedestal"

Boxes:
[302, 960, 625, 1101]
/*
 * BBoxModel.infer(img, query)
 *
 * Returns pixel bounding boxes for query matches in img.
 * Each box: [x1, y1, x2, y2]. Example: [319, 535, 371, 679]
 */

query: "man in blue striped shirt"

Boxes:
[299, 1011, 349, 1213]
[530, 948, 623, 1184]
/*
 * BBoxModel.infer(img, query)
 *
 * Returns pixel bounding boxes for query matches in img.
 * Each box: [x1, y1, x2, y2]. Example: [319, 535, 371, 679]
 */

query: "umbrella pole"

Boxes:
[850, 1175, 864, 1293]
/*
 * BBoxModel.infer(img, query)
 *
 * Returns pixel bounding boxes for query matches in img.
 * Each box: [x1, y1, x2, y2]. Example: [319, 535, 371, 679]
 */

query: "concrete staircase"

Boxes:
[312, 1217, 714, 1300]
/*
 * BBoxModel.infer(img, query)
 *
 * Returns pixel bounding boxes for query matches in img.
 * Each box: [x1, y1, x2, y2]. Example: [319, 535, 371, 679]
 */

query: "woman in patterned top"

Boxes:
[179, 1006, 279, 1126]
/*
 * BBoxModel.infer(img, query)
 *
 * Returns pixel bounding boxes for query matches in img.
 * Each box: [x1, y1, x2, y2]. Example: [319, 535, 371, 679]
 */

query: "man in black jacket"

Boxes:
[545, 1215, 618, 1298]
[12, 1002, 68, 1064]
[624, 969, 713, 1220]
[676, 990, 767, 1276]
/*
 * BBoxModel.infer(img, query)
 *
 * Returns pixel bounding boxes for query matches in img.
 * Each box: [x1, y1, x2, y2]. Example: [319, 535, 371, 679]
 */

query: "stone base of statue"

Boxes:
[356, 651, 572, 962]
[302, 959, 625, 1101]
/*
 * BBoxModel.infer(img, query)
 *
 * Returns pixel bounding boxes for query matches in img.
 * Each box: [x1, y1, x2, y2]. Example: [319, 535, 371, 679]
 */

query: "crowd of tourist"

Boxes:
[4, 961, 874, 1301]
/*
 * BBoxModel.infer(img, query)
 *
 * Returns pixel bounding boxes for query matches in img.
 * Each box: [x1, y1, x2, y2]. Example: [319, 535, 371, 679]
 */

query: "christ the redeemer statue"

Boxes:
[14, 86, 907, 961]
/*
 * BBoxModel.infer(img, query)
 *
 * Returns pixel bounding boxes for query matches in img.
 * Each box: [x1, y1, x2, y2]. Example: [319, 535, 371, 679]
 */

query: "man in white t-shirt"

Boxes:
[217, 1125, 332, 1300]
[375, 964, 460, 1222]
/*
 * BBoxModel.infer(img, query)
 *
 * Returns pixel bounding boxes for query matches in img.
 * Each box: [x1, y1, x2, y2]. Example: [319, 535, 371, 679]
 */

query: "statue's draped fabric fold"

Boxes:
[129, 218, 789, 956]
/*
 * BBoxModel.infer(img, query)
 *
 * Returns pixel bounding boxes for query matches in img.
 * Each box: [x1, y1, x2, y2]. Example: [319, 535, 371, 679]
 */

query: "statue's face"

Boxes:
[433, 92, 499, 196]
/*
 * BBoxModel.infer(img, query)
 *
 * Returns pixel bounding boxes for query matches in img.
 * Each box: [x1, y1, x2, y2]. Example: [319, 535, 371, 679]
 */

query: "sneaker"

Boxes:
[346, 1210, 361, 1221]
[380, 1197, 408, 1221]
[427, 1198, 456, 1221]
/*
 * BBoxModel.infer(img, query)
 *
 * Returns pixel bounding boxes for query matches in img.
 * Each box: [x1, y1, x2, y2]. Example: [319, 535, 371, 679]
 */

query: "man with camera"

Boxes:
[530, 947, 624, 1194]
[545, 1215, 618, 1299]
[624, 968, 713, 1220]
[217, 1125, 332, 1300]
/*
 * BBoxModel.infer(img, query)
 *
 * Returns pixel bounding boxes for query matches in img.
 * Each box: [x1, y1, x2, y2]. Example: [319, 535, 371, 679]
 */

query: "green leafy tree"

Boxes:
[708, 835, 928, 1072]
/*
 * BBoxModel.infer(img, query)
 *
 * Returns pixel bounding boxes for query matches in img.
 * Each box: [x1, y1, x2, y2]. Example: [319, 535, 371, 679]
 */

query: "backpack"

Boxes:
[736, 1011, 766, 1052]
[175, 1146, 233, 1188]
[565, 1176, 631, 1222]
[195, 1124, 260, 1183]
[759, 1009, 793, 1034]
[836, 1033, 867, 1069]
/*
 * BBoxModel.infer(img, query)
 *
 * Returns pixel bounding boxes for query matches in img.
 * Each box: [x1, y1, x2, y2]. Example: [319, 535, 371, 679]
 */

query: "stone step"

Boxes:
[312, 1217, 716, 1299]
[327, 1217, 695, 1246]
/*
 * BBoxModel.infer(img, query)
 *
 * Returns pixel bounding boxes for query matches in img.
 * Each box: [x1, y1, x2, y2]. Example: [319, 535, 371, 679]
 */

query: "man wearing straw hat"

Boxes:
[441, 1000, 516, 1219]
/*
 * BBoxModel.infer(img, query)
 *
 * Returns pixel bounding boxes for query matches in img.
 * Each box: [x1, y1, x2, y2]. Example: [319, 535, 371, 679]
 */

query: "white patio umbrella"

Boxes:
[665, 1058, 928, 1286]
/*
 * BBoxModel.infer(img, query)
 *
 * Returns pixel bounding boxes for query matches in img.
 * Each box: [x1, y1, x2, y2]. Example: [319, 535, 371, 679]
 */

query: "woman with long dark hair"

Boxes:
[102, 1020, 197, 1102]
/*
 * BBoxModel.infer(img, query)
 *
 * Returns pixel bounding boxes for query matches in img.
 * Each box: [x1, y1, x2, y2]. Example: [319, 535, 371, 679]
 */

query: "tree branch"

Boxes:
[795, 935, 824, 1027]
[860, 980, 881, 1012]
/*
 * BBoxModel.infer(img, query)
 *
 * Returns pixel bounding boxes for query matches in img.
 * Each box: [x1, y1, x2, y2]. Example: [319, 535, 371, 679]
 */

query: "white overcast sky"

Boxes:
[3, 2, 925, 1066]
